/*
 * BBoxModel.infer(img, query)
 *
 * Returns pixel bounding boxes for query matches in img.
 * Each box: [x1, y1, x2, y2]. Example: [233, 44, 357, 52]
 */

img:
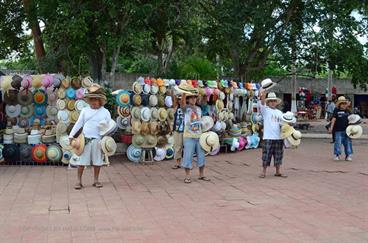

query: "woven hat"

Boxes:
[261, 78, 276, 90]
[84, 84, 107, 106]
[167, 108, 175, 121]
[116, 90, 130, 107]
[14, 127, 28, 144]
[65, 87, 76, 100]
[201, 116, 214, 132]
[153, 147, 166, 161]
[31, 144, 48, 163]
[281, 111, 296, 124]
[132, 134, 145, 148]
[158, 108, 168, 122]
[151, 107, 159, 121]
[116, 116, 130, 130]
[56, 99, 66, 110]
[149, 95, 158, 107]
[71, 76, 82, 89]
[143, 84, 151, 95]
[33, 89, 48, 106]
[281, 124, 295, 139]
[117, 106, 130, 118]
[75, 100, 89, 112]
[1, 76, 12, 94]
[46, 144, 62, 163]
[142, 135, 157, 148]
[132, 82, 143, 94]
[229, 125, 241, 137]
[131, 107, 141, 120]
[69, 110, 80, 123]
[140, 122, 150, 135]
[46, 106, 58, 120]
[101, 136, 117, 156]
[5, 104, 21, 118]
[57, 88, 66, 99]
[348, 114, 361, 125]
[66, 99, 76, 111]
[42, 129, 56, 144]
[200, 131, 220, 153]
[2, 144, 20, 162]
[157, 95, 165, 107]
[150, 84, 159, 95]
[149, 121, 159, 135]
[131, 120, 142, 134]
[164, 96, 173, 108]
[46, 89, 57, 104]
[53, 74, 64, 88]
[19, 144, 32, 162]
[133, 94, 142, 106]
[57, 110, 70, 123]
[21, 75, 32, 90]
[17, 89, 33, 106]
[215, 100, 224, 112]
[159, 86, 167, 95]
[70, 133, 85, 156]
[336, 96, 348, 106]
[59, 135, 70, 149]
[10, 75, 22, 90]
[127, 144, 142, 163]
[56, 122, 68, 142]
[31, 75, 42, 89]
[157, 135, 168, 147]
[175, 82, 199, 96]
[4, 89, 19, 105]
[98, 119, 117, 136]
[286, 130, 302, 146]
[75, 88, 85, 100]
[82, 76, 93, 88]
[346, 125, 363, 139]
[34, 105, 46, 117]
[27, 129, 41, 145]
[61, 76, 70, 88]
[140, 107, 151, 122]
[265, 92, 281, 105]
[141, 94, 149, 106]
[19, 117, 30, 128]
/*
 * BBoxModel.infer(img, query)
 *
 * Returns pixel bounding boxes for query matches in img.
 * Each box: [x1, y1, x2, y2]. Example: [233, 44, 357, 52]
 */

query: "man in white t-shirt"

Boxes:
[258, 90, 287, 178]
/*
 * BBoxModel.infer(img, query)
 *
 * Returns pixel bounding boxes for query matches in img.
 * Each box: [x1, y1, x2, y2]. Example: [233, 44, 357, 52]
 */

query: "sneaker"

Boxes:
[346, 156, 352, 161]
[334, 156, 340, 161]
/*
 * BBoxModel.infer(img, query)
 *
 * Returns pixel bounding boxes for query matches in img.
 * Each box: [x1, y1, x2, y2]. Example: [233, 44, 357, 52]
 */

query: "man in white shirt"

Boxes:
[69, 84, 111, 189]
[258, 90, 287, 178]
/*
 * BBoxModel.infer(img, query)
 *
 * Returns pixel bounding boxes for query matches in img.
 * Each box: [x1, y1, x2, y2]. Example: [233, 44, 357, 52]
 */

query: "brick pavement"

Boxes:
[0, 139, 367, 243]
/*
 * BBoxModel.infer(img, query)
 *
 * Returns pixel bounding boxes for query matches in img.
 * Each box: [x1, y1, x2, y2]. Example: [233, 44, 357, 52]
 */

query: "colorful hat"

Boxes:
[165, 146, 174, 160]
[229, 125, 241, 137]
[98, 119, 117, 136]
[5, 104, 21, 118]
[127, 144, 142, 163]
[42, 74, 53, 89]
[158, 108, 168, 122]
[149, 95, 158, 107]
[281, 111, 296, 124]
[33, 89, 48, 105]
[346, 125, 363, 139]
[21, 75, 32, 90]
[4, 89, 19, 105]
[34, 105, 46, 117]
[137, 76, 145, 85]
[74, 99, 89, 112]
[65, 87, 76, 100]
[132, 82, 143, 94]
[32, 75, 43, 89]
[141, 107, 151, 122]
[75, 88, 85, 100]
[116, 90, 130, 107]
[66, 99, 76, 111]
[82, 76, 93, 88]
[132, 134, 145, 148]
[200, 131, 220, 153]
[117, 106, 130, 118]
[238, 136, 247, 151]
[32, 144, 48, 163]
[286, 130, 302, 146]
[52, 74, 64, 88]
[61, 149, 72, 164]
[46, 145, 62, 163]
[156, 78, 164, 87]
[101, 136, 117, 156]
[19, 144, 32, 162]
[201, 116, 214, 132]
[131, 107, 141, 120]
[133, 94, 142, 106]
[265, 92, 281, 105]
[154, 147, 166, 161]
[56, 99, 67, 110]
[17, 89, 33, 105]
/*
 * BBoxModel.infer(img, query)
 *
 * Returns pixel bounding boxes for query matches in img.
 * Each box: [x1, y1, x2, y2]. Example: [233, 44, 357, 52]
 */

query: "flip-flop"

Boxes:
[184, 178, 191, 184]
[74, 183, 83, 190]
[198, 176, 211, 181]
[274, 173, 288, 178]
[171, 165, 181, 169]
[259, 174, 266, 178]
[92, 182, 103, 188]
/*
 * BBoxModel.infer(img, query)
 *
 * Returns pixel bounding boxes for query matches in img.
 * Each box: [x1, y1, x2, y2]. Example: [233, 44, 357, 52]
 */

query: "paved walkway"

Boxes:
[0, 139, 367, 243]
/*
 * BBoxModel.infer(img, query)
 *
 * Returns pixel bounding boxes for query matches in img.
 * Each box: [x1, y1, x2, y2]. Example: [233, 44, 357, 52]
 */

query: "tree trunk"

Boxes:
[109, 45, 121, 82]
[22, 0, 46, 60]
[88, 49, 104, 82]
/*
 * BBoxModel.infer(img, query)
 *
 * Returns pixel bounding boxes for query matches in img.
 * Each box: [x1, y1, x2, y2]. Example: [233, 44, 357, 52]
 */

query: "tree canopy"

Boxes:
[0, 0, 367, 88]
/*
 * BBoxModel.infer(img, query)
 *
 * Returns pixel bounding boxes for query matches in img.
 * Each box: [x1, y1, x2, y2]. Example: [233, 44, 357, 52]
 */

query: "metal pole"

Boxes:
[291, 64, 297, 113]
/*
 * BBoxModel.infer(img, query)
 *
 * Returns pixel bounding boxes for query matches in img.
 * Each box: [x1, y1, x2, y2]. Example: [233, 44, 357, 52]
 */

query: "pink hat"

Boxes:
[42, 74, 53, 89]
[238, 136, 246, 151]
[205, 87, 213, 101]
[21, 75, 32, 89]
[214, 88, 220, 96]
[76, 88, 86, 100]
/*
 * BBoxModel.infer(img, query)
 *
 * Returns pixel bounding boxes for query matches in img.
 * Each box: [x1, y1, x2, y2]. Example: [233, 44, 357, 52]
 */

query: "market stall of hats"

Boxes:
[0, 74, 93, 165]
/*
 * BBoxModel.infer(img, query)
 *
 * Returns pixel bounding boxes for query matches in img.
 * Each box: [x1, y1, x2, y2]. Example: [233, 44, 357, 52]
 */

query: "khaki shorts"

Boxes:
[74, 138, 103, 166]
[173, 131, 183, 160]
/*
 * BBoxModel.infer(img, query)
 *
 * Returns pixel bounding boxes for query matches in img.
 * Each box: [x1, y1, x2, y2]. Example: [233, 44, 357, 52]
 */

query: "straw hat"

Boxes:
[116, 116, 130, 130]
[61, 76, 70, 88]
[265, 92, 281, 105]
[75, 100, 89, 112]
[151, 84, 159, 95]
[149, 95, 158, 107]
[141, 135, 157, 148]
[132, 134, 145, 148]
[56, 122, 68, 142]
[4, 89, 19, 105]
[167, 108, 175, 121]
[17, 89, 33, 106]
[336, 96, 348, 106]
[32, 75, 43, 89]
[346, 125, 363, 139]
[281, 111, 296, 124]
[286, 130, 302, 146]
[348, 114, 361, 125]
[175, 82, 199, 96]
[131, 107, 141, 120]
[200, 131, 220, 153]
[56, 99, 66, 110]
[71, 76, 82, 89]
[101, 136, 117, 156]
[215, 100, 224, 112]
[33, 89, 48, 106]
[59, 135, 70, 149]
[42, 129, 57, 144]
[32, 144, 48, 163]
[281, 124, 295, 139]
[117, 106, 130, 118]
[46, 106, 58, 120]
[14, 127, 28, 144]
[126, 144, 142, 163]
[140, 107, 151, 122]
[53, 74, 64, 88]
[132, 81, 143, 94]
[66, 100, 76, 111]
[98, 119, 117, 136]
[140, 122, 150, 135]
[116, 90, 130, 107]
[57, 88, 66, 99]
[82, 76, 93, 88]
[1, 76, 12, 94]
[151, 107, 159, 121]
[70, 133, 85, 156]
[149, 121, 159, 135]
[27, 129, 41, 145]
[201, 116, 214, 132]
[164, 96, 173, 108]
[157, 95, 165, 107]
[46, 144, 62, 163]
[261, 78, 276, 90]
[132, 94, 142, 106]
[57, 110, 70, 123]
[131, 120, 142, 134]
[158, 108, 168, 122]
[84, 85, 107, 106]
[61, 149, 72, 164]
[157, 135, 168, 147]
[69, 110, 80, 123]
[41, 74, 53, 89]
[5, 104, 21, 118]
[159, 85, 167, 95]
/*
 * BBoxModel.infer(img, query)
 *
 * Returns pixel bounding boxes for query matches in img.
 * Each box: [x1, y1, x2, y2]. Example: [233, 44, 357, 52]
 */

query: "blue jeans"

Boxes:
[181, 138, 206, 169]
[334, 131, 353, 157]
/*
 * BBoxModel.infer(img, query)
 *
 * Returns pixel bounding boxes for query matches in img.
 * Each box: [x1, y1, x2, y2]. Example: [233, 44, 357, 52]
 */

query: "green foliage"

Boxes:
[177, 57, 217, 80]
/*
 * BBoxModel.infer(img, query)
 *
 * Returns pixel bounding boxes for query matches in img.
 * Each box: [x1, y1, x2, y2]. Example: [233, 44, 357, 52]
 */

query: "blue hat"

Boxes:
[116, 90, 130, 107]
[34, 105, 46, 117]
[127, 144, 142, 163]
[66, 87, 76, 99]
[165, 146, 174, 160]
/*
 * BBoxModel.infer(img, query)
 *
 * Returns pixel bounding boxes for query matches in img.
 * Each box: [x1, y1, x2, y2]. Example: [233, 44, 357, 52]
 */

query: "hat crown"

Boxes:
[266, 92, 277, 99]
[292, 131, 302, 139]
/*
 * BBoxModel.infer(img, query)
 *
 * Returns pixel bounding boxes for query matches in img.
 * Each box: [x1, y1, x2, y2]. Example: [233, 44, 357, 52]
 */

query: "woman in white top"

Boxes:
[69, 84, 111, 189]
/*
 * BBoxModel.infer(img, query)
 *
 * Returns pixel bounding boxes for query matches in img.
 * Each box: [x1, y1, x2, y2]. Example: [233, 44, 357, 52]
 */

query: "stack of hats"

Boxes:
[281, 124, 302, 148]
[346, 114, 363, 139]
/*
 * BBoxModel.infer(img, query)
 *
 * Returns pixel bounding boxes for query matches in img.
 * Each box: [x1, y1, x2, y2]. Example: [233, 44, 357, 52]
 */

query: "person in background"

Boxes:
[171, 91, 184, 169]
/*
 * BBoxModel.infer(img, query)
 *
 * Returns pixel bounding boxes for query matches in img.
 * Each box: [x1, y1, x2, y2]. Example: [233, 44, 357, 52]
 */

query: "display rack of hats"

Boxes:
[113, 77, 267, 163]
[0, 74, 90, 165]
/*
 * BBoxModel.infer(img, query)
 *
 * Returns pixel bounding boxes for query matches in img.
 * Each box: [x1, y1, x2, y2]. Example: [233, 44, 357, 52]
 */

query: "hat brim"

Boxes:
[262, 82, 276, 90]
[346, 125, 363, 139]
[84, 94, 107, 106]
[265, 98, 281, 105]
[286, 136, 301, 146]
[336, 100, 348, 106]
[71, 133, 85, 156]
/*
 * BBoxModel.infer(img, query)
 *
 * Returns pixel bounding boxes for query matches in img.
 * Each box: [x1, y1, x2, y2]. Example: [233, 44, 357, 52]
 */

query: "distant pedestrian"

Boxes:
[326, 100, 335, 121]
[171, 92, 184, 169]
[329, 96, 353, 161]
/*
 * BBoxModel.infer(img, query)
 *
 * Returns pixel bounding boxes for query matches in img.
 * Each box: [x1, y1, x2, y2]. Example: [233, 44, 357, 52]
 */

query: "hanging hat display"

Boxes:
[132, 82, 143, 94]
[4, 89, 19, 105]
[127, 144, 142, 163]
[82, 76, 93, 88]
[31, 144, 48, 163]
[46, 144, 63, 163]
[42, 74, 53, 89]
[57, 88, 66, 99]
[65, 87, 76, 100]
[149, 95, 158, 107]
[140, 107, 151, 122]
[76, 88, 86, 100]
[116, 90, 130, 107]
[140, 122, 150, 135]
[132, 94, 142, 106]
[17, 89, 33, 106]
[33, 89, 48, 106]
[32, 75, 43, 89]
[117, 106, 130, 118]
[66, 99, 76, 111]
[71, 76, 82, 89]
[149, 121, 159, 135]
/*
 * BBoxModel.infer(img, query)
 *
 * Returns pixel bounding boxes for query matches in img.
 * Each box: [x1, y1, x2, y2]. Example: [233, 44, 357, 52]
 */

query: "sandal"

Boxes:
[259, 174, 266, 178]
[274, 173, 288, 178]
[74, 183, 83, 190]
[198, 176, 211, 181]
[172, 165, 181, 169]
[92, 182, 103, 188]
[184, 178, 191, 184]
